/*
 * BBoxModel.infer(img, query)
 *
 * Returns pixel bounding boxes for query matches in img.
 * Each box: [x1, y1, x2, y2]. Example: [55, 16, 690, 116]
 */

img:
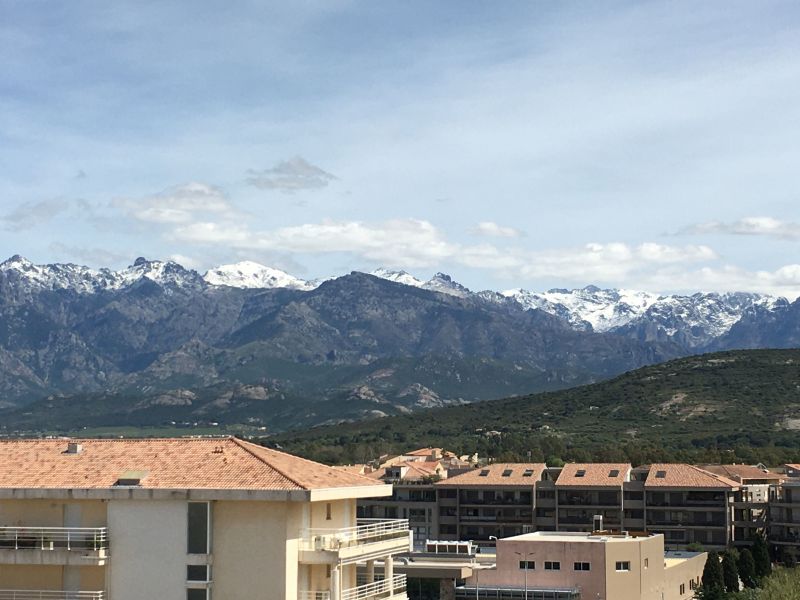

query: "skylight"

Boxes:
[656, 470, 667, 478]
[502, 469, 513, 477]
[575, 469, 586, 477]
[523, 469, 534, 477]
[609, 469, 619, 477]
[479, 469, 490, 477]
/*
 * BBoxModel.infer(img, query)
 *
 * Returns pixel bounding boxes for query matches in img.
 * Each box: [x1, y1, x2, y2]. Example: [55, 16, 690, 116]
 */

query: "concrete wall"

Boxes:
[0, 565, 63, 589]
[107, 499, 187, 600]
[664, 554, 706, 600]
[0, 499, 107, 528]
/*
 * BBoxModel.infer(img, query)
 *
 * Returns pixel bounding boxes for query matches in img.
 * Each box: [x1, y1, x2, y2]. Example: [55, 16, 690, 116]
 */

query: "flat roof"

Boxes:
[504, 531, 657, 544]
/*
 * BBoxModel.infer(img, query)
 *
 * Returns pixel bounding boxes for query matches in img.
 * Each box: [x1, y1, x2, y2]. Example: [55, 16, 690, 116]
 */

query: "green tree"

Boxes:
[751, 535, 771, 579]
[722, 551, 740, 593]
[756, 566, 800, 600]
[738, 549, 757, 589]
[700, 552, 725, 600]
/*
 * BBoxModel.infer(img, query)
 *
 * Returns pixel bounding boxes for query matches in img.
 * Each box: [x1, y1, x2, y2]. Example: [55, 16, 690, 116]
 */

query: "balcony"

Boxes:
[0, 592, 104, 600]
[300, 519, 411, 564]
[343, 575, 407, 600]
[0, 528, 108, 566]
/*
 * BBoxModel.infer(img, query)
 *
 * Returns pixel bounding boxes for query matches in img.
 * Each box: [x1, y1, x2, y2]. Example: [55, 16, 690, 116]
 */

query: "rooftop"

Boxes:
[644, 464, 738, 489]
[436, 463, 546, 486]
[555, 463, 631, 487]
[699, 464, 783, 483]
[505, 531, 656, 544]
[0, 437, 384, 494]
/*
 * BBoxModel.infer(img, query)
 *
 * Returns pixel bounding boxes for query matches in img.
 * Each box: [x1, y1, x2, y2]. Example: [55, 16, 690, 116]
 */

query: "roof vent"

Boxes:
[116, 470, 148, 486]
[65, 442, 83, 455]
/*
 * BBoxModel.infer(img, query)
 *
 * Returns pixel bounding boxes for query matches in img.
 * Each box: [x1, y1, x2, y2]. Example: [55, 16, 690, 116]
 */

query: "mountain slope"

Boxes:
[272, 349, 800, 463]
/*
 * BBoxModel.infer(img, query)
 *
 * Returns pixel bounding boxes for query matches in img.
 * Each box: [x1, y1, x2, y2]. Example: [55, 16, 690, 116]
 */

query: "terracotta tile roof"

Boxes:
[405, 448, 443, 457]
[555, 463, 631, 487]
[436, 463, 545, 486]
[375, 460, 443, 482]
[699, 464, 783, 483]
[0, 437, 380, 491]
[644, 464, 738, 489]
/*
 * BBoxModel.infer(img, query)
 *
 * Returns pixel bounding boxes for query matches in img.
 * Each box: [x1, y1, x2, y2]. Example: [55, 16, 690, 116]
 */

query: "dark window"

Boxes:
[502, 469, 513, 477]
[573, 562, 590, 571]
[519, 560, 535, 570]
[545, 561, 560, 571]
[655, 470, 667, 478]
[616, 561, 631, 571]
[187, 565, 210, 582]
[575, 470, 586, 478]
[523, 469, 534, 477]
[479, 469, 490, 477]
[187, 590, 208, 600]
[187, 502, 209, 554]
[609, 469, 619, 477]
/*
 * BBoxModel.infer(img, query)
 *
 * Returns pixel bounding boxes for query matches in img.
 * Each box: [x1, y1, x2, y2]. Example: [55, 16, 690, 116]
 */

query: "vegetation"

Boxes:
[722, 551, 740, 594]
[738, 549, 757, 589]
[721, 566, 800, 600]
[699, 552, 726, 600]
[271, 349, 800, 465]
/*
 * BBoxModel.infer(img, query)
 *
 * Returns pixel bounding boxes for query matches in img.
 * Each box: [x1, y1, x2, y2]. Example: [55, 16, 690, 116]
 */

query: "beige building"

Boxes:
[0, 437, 412, 600]
[459, 531, 705, 600]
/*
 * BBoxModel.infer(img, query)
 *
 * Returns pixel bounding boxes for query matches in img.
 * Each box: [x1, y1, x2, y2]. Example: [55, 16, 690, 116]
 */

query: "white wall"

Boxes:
[107, 499, 188, 600]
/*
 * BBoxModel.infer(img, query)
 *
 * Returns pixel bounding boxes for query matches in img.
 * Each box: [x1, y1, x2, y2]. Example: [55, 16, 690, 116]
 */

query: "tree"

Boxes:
[756, 566, 800, 600]
[751, 535, 771, 579]
[700, 552, 725, 600]
[738, 548, 757, 589]
[722, 551, 740, 593]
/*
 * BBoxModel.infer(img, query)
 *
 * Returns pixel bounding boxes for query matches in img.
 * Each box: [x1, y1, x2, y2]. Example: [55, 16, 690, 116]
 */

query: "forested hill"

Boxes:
[271, 349, 800, 466]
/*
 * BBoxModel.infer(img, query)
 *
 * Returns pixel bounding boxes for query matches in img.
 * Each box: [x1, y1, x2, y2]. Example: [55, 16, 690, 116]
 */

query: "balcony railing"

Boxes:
[0, 528, 108, 551]
[299, 592, 331, 600]
[342, 575, 407, 600]
[0, 592, 104, 600]
[302, 519, 409, 552]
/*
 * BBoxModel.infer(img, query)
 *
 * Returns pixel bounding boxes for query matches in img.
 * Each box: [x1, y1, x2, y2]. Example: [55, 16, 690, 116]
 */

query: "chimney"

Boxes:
[66, 442, 83, 454]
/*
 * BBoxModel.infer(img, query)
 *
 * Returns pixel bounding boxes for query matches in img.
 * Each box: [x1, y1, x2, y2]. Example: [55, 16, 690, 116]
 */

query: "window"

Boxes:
[680, 584, 686, 595]
[326, 503, 332, 520]
[609, 469, 619, 477]
[545, 561, 560, 571]
[479, 469, 490, 477]
[502, 469, 513, 477]
[575, 470, 586, 478]
[187, 502, 210, 554]
[644, 558, 649, 569]
[523, 469, 534, 477]
[187, 565, 210, 582]
[573, 562, 591, 571]
[519, 560, 536, 570]
[326, 565, 331, 578]
[615, 561, 631, 572]
[655, 470, 667, 479]
[187, 590, 208, 600]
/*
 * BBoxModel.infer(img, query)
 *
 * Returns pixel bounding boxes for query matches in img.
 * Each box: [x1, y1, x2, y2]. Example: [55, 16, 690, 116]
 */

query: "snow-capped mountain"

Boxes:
[369, 268, 425, 288]
[0, 255, 201, 293]
[204, 261, 315, 290]
[370, 269, 473, 298]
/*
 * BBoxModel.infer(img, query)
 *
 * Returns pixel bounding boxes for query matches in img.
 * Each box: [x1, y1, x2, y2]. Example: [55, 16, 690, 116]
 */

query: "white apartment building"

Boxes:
[0, 437, 412, 600]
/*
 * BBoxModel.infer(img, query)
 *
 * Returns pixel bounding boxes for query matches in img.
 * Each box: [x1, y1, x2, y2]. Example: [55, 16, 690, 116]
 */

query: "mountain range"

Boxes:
[1, 255, 798, 433]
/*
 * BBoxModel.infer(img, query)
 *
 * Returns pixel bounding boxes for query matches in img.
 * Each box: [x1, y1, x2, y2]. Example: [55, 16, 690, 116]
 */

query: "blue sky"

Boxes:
[2, 1, 800, 296]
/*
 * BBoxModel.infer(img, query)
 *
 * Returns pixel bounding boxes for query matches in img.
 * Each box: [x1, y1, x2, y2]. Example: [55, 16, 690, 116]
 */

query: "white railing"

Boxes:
[302, 519, 409, 551]
[298, 592, 331, 600]
[0, 592, 104, 600]
[0, 527, 108, 551]
[342, 575, 407, 600]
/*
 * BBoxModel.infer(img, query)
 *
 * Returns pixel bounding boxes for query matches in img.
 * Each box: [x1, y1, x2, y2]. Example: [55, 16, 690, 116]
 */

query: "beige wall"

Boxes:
[604, 536, 664, 600]
[107, 499, 188, 600]
[0, 499, 106, 528]
[0, 565, 63, 589]
[664, 554, 706, 600]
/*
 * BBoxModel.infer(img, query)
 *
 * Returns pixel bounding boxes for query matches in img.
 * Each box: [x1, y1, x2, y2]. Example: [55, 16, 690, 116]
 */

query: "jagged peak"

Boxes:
[204, 261, 313, 290]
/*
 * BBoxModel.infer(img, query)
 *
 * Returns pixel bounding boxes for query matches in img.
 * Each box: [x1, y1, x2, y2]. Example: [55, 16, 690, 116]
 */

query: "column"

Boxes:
[439, 578, 456, 600]
[366, 559, 375, 584]
[331, 565, 340, 600]
[385, 555, 394, 593]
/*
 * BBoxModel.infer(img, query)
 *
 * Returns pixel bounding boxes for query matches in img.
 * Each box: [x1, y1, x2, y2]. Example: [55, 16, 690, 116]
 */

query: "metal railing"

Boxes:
[342, 575, 407, 600]
[0, 527, 108, 551]
[0, 592, 104, 600]
[302, 519, 409, 551]
[298, 592, 331, 600]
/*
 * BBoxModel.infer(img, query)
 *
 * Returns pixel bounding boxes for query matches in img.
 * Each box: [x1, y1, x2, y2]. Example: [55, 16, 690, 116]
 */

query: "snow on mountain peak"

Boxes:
[422, 273, 473, 298]
[203, 261, 314, 290]
[369, 268, 425, 288]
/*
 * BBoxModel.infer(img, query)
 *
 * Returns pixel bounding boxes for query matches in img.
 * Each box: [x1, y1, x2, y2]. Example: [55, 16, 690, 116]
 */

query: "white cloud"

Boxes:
[680, 217, 800, 240]
[245, 157, 337, 193]
[471, 221, 524, 238]
[115, 182, 233, 224]
[637, 264, 800, 300]
[1, 199, 73, 231]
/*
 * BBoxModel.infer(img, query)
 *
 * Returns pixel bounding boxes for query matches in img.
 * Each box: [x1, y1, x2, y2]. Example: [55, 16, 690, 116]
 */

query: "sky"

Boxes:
[2, 1, 800, 297]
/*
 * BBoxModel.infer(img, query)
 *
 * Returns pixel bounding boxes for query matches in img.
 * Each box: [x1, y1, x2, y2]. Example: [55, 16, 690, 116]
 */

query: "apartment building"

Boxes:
[458, 531, 705, 600]
[0, 437, 412, 600]
[434, 463, 547, 543]
[768, 478, 800, 560]
[554, 463, 631, 533]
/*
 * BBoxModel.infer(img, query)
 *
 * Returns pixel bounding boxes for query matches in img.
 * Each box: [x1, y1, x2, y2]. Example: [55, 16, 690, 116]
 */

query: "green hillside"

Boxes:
[271, 349, 800, 466]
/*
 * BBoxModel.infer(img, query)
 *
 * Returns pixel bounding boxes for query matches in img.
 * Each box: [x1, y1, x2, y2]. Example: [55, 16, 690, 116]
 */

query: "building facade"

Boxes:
[0, 437, 412, 600]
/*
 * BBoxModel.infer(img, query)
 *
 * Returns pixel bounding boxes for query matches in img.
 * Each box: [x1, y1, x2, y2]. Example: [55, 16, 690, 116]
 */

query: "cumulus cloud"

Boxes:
[679, 217, 800, 240]
[114, 182, 233, 224]
[48, 242, 129, 266]
[245, 156, 337, 193]
[1, 199, 73, 231]
[471, 221, 524, 238]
